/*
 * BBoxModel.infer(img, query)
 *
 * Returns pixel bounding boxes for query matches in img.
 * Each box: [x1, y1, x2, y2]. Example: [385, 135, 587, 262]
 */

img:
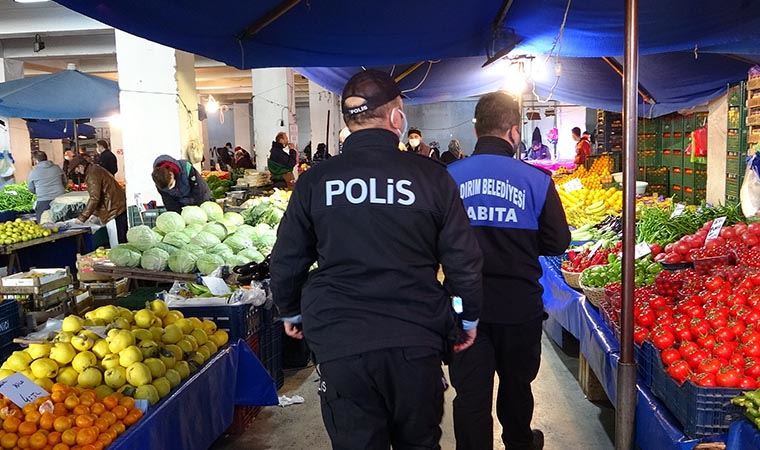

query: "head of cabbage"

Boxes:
[226, 254, 249, 269]
[155, 211, 186, 234]
[155, 242, 179, 255]
[251, 227, 277, 254]
[126, 225, 160, 251]
[194, 231, 222, 249]
[163, 231, 191, 248]
[168, 250, 198, 273]
[237, 247, 265, 263]
[181, 205, 208, 226]
[200, 201, 224, 222]
[183, 244, 206, 257]
[223, 234, 253, 252]
[234, 224, 257, 238]
[210, 243, 234, 258]
[202, 222, 228, 240]
[109, 244, 142, 267]
[183, 223, 204, 239]
[223, 212, 245, 226]
[140, 247, 170, 271]
[196, 253, 225, 275]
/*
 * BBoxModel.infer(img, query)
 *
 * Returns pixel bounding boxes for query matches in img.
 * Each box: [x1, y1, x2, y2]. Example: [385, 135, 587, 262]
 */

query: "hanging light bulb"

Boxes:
[206, 95, 219, 114]
[108, 114, 122, 128]
[503, 61, 527, 96]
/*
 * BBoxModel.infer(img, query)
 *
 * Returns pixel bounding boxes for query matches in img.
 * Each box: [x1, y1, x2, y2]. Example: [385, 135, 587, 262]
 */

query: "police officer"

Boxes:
[447, 92, 571, 450]
[270, 69, 484, 449]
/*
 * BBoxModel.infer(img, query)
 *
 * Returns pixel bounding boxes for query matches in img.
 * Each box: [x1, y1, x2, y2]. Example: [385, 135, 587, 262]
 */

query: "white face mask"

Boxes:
[390, 108, 408, 139]
[409, 138, 421, 148]
[168, 179, 176, 190]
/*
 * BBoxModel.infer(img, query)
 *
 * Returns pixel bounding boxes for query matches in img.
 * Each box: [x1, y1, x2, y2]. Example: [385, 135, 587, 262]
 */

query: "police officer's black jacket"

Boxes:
[448, 137, 571, 324]
[271, 128, 483, 363]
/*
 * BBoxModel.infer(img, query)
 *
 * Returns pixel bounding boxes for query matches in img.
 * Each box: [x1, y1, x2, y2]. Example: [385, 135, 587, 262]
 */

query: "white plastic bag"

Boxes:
[741, 152, 760, 218]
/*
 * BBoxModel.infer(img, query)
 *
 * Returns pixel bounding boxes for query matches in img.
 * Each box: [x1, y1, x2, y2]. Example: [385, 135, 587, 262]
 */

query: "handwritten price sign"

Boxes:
[0, 373, 48, 407]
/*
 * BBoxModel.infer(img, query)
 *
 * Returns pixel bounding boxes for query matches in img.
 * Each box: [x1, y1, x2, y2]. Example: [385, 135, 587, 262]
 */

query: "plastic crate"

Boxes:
[726, 152, 747, 176]
[682, 168, 695, 188]
[543, 254, 566, 274]
[0, 342, 19, 362]
[172, 303, 262, 342]
[648, 341, 743, 438]
[670, 167, 683, 186]
[671, 185, 683, 202]
[727, 131, 742, 151]
[127, 206, 167, 228]
[635, 342, 654, 389]
[0, 300, 20, 348]
[227, 405, 263, 435]
[259, 314, 284, 390]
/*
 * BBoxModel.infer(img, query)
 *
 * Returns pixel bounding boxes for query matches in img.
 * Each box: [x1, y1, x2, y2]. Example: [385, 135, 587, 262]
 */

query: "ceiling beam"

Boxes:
[601, 56, 656, 104]
[238, 0, 301, 40]
[394, 62, 425, 83]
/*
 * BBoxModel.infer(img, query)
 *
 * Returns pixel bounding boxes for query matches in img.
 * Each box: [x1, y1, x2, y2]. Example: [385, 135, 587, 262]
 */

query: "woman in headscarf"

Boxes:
[527, 127, 551, 160]
[440, 139, 464, 164]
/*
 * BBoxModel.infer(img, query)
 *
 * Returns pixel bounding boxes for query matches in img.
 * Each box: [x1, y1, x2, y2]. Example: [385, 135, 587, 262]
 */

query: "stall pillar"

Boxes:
[308, 80, 342, 156]
[0, 59, 24, 181]
[251, 68, 296, 171]
[115, 31, 202, 206]
[233, 103, 252, 154]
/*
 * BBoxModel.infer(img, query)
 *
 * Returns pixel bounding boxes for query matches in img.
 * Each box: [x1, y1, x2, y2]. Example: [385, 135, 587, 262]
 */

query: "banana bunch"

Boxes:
[558, 186, 623, 228]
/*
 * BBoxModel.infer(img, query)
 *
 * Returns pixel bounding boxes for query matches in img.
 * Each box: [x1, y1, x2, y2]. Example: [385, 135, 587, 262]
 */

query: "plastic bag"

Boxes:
[686, 127, 708, 164]
[229, 281, 267, 306]
[740, 152, 760, 218]
[0, 150, 16, 178]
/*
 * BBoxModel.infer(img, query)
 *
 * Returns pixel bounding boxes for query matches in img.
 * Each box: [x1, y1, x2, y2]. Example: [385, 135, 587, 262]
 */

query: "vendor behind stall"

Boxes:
[151, 155, 213, 213]
[69, 157, 127, 246]
[27, 151, 66, 222]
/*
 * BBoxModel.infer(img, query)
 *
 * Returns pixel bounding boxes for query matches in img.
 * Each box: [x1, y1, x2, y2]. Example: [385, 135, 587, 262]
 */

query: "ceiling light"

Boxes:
[206, 95, 219, 114]
[15, 0, 50, 3]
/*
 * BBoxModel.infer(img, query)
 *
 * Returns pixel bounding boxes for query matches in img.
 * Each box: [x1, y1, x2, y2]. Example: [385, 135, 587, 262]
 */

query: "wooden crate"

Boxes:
[578, 354, 607, 402]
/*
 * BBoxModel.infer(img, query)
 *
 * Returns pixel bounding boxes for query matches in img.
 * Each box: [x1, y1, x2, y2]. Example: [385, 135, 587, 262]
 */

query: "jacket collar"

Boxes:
[342, 129, 399, 153]
[473, 136, 515, 157]
[272, 141, 285, 151]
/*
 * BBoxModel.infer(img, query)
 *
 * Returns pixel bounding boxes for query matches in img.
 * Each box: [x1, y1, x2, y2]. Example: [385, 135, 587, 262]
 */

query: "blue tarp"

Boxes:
[0, 69, 119, 120]
[728, 419, 760, 449]
[26, 120, 96, 140]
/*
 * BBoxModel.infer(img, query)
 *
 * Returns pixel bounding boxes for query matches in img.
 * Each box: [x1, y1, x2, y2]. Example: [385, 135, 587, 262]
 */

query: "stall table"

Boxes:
[0, 228, 88, 274]
[92, 263, 198, 284]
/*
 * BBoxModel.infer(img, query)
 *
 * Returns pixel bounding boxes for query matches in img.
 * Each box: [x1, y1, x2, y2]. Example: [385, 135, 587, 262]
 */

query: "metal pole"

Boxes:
[616, 0, 638, 448]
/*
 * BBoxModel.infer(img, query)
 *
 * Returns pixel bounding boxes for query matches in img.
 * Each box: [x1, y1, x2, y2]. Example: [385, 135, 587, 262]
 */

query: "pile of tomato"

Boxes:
[562, 241, 622, 273]
[655, 221, 760, 266]
[630, 264, 760, 388]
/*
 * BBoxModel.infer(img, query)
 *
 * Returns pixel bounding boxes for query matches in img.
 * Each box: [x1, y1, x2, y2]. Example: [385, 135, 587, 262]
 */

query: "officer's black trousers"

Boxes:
[450, 318, 543, 450]
[317, 347, 444, 450]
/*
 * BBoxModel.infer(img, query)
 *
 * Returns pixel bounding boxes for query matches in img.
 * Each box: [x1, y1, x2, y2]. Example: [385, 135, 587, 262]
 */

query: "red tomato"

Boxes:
[736, 223, 749, 235]
[705, 277, 725, 292]
[667, 360, 691, 384]
[652, 329, 676, 350]
[707, 314, 729, 330]
[716, 366, 743, 387]
[715, 327, 737, 343]
[661, 348, 681, 366]
[663, 253, 682, 264]
[693, 372, 717, 387]
[636, 309, 656, 328]
[744, 234, 759, 248]
[720, 228, 736, 241]
[713, 342, 736, 360]
[746, 358, 760, 378]
[679, 341, 699, 359]
[729, 319, 748, 337]
[749, 222, 760, 235]
[745, 341, 760, 357]
[697, 357, 722, 375]
[686, 349, 710, 370]
[698, 334, 717, 350]
[690, 318, 712, 338]
[675, 242, 691, 255]
[740, 377, 759, 389]
[674, 323, 693, 342]
[650, 244, 663, 256]
[731, 353, 746, 368]
[634, 326, 649, 345]
[741, 330, 760, 345]
[746, 309, 760, 326]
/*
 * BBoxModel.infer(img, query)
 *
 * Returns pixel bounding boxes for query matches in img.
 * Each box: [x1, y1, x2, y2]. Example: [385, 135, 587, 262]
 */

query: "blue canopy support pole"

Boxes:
[600, 56, 656, 105]
[616, 0, 638, 448]
[237, 0, 301, 40]
[394, 62, 425, 83]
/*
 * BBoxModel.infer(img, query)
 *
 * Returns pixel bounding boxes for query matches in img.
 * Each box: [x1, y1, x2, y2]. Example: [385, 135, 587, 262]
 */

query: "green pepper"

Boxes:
[747, 406, 760, 419]
[745, 390, 760, 407]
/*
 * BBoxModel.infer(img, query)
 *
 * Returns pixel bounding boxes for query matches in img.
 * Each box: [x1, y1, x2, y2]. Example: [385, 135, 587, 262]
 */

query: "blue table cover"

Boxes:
[110, 339, 278, 450]
[727, 419, 760, 449]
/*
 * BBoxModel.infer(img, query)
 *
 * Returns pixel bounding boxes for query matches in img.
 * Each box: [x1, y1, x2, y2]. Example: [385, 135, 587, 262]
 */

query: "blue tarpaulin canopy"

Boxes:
[25, 120, 96, 140]
[0, 69, 119, 120]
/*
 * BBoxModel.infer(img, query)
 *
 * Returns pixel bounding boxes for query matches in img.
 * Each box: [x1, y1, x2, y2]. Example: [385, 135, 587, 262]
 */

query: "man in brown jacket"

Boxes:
[69, 157, 128, 244]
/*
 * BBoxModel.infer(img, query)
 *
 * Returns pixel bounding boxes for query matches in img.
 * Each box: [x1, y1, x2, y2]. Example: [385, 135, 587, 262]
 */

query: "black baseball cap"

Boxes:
[341, 69, 402, 116]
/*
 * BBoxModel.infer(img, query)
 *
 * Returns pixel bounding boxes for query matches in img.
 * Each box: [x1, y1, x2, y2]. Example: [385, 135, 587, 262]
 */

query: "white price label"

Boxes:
[6, 191, 17, 196]
[201, 276, 231, 296]
[451, 296, 463, 314]
[670, 204, 685, 218]
[0, 373, 48, 407]
[587, 241, 604, 258]
[563, 179, 583, 192]
[634, 242, 651, 259]
[705, 217, 727, 242]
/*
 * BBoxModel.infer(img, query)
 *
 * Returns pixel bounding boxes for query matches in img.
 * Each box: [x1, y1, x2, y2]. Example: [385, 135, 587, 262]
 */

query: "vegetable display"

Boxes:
[580, 254, 662, 288]
[733, 390, 760, 429]
[636, 203, 744, 245]
[0, 183, 35, 212]
[562, 241, 622, 273]
[241, 189, 291, 228]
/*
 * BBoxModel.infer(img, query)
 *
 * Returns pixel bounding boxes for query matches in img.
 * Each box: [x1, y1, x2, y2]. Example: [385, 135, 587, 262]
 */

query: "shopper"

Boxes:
[312, 142, 331, 163]
[447, 91, 571, 450]
[271, 69, 483, 450]
[441, 139, 464, 164]
[151, 155, 213, 213]
[268, 132, 297, 188]
[69, 157, 128, 245]
[62, 150, 74, 176]
[216, 143, 234, 171]
[406, 128, 436, 159]
[573, 127, 592, 166]
[233, 146, 255, 169]
[527, 127, 551, 160]
[27, 151, 66, 222]
[95, 140, 118, 176]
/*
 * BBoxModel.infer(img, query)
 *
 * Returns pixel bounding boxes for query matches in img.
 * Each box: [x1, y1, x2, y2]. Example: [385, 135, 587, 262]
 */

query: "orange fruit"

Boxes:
[29, 431, 47, 449]
[92, 419, 108, 434]
[80, 445, 97, 450]
[96, 433, 112, 447]
[22, 405, 37, 416]
[0, 432, 17, 449]
[71, 407, 88, 417]
[109, 422, 125, 435]
[101, 397, 117, 412]
[123, 410, 142, 426]
[60, 429, 76, 446]
[18, 421, 37, 436]
[118, 397, 134, 410]
[46, 431, 61, 445]
[53, 444, 70, 450]
[98, 413, 115, 428]
[3, 417, 21, 433]
[52, 417, 71, 434]
[88, 404, 104, 417]
[111, 406, 127, 420]
[50, 392, 66, 404]
[51, 384, 68, 393]
[63, 396, 79, 411]
[73, 417, 92, 430]
[78, 397, 94, 408]
[39, 414, 55, 432]
[52, 404, 67, 418]
[75, 427, 97, 446]
[25, 411, 41, 424]
[18, 434, 30, 449]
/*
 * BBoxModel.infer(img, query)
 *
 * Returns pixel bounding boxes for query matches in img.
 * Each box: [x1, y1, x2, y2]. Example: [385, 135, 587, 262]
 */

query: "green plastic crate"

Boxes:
[671, 184, 683, 202]
[694, 169, 707, 188]
[683, 115, 697, 133]
[670, 167, 684, 186]
[727, 131, 742, 152]
[726, 152, 747, 176]
[646, 166, 669, 185]
[671, 117, 685, 133]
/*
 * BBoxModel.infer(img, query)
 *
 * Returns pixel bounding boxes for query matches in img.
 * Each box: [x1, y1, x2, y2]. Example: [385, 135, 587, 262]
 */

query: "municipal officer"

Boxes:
[447, 92, 571, 450]
[270, 69, 484, 449]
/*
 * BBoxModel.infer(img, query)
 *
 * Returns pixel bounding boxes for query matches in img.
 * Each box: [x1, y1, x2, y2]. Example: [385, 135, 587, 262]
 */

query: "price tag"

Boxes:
[0, 373, 48, 407]
[634, 242, 651, 259]
[201, 276, 231, 296]
[670, 203, 685, 218]
[563, 179, 583, 192]
[587, 241, 604, 258]
[705, 217, 727, 242]
[451, 296, 463, 314]
[5, 191, 17, 196]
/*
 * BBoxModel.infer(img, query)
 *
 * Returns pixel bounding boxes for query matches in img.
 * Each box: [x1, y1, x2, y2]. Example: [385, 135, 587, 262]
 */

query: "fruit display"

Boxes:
[554, 155, 615, 189]
[0, 219, 54, 245]
[0, 300, 230, 406]
[0, 183, 35, 213]
[109, 202, 273, 275]
[580, 254, 662, 288]
[204, 175, 234, 200]
[562, 241, 622, 273]
[0, 385, 142, 449]
[559, 187, 623, 228]
[200, 170, 230, 181]
[636, 203, 744, 246]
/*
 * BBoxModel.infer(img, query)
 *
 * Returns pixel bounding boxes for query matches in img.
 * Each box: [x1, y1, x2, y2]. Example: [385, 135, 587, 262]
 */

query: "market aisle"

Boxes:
[211, 334, 614, 450]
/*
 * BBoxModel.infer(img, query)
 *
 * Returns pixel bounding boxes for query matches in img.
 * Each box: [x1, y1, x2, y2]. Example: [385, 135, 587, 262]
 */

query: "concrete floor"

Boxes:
[211, 334, 615, 450]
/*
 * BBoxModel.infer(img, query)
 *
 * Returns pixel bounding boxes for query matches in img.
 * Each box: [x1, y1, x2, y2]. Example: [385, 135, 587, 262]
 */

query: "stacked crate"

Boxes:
[596, 110, 623, 153]
[662, 116, 685, 201]
[726, 83, 748, 203]
[0, 269, 76, 331]
[638, 118, 668, 193]
[682, 112, 709, 204]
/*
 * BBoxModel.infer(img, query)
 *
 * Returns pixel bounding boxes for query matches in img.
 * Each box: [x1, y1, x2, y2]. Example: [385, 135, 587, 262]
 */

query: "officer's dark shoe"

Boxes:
[531, 429, 544, 450]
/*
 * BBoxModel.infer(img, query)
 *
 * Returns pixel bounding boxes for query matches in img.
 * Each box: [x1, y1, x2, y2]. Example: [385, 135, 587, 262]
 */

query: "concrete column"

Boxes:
[707, 94, 728, 205]
[8, 119, 31, 182]
[0, 58, 24, 183]
[115, 30, 202, 206]
[37, 139, 64, 167]
[233, 103, 252, 151]
[308, 80, 341, 155]
[252, 68, 295, 171]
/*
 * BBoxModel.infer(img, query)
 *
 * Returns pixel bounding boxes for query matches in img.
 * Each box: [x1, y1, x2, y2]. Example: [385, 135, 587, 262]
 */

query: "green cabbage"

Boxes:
[251, 227, 277, 253]
[202, 222, 228, 240]
[155, 211, 186, 234]
[181, 206, 208, 225]
[234, 224, 256, 238]
[126, 225, 160, 251]
[223, 212, 245, 226]
[223, 234, 253, 252]
[109, 245, 141, 267]
[219, 218, 238, 234]
[237, 247, 265, 263]
[225, 255, 249, 268]
[168, 250, 198, 273]
[155, 243, 179, 255]
[243, 202, 284, 227]
[163, 231, 191, 248]
[210, 243, 234, 258]
[183, 244, 206, 257]
[194, 231, 221, 249]
[196, 254, 225, 275]
[200, 201, 224, 222]
[140, 247, 170, 271]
